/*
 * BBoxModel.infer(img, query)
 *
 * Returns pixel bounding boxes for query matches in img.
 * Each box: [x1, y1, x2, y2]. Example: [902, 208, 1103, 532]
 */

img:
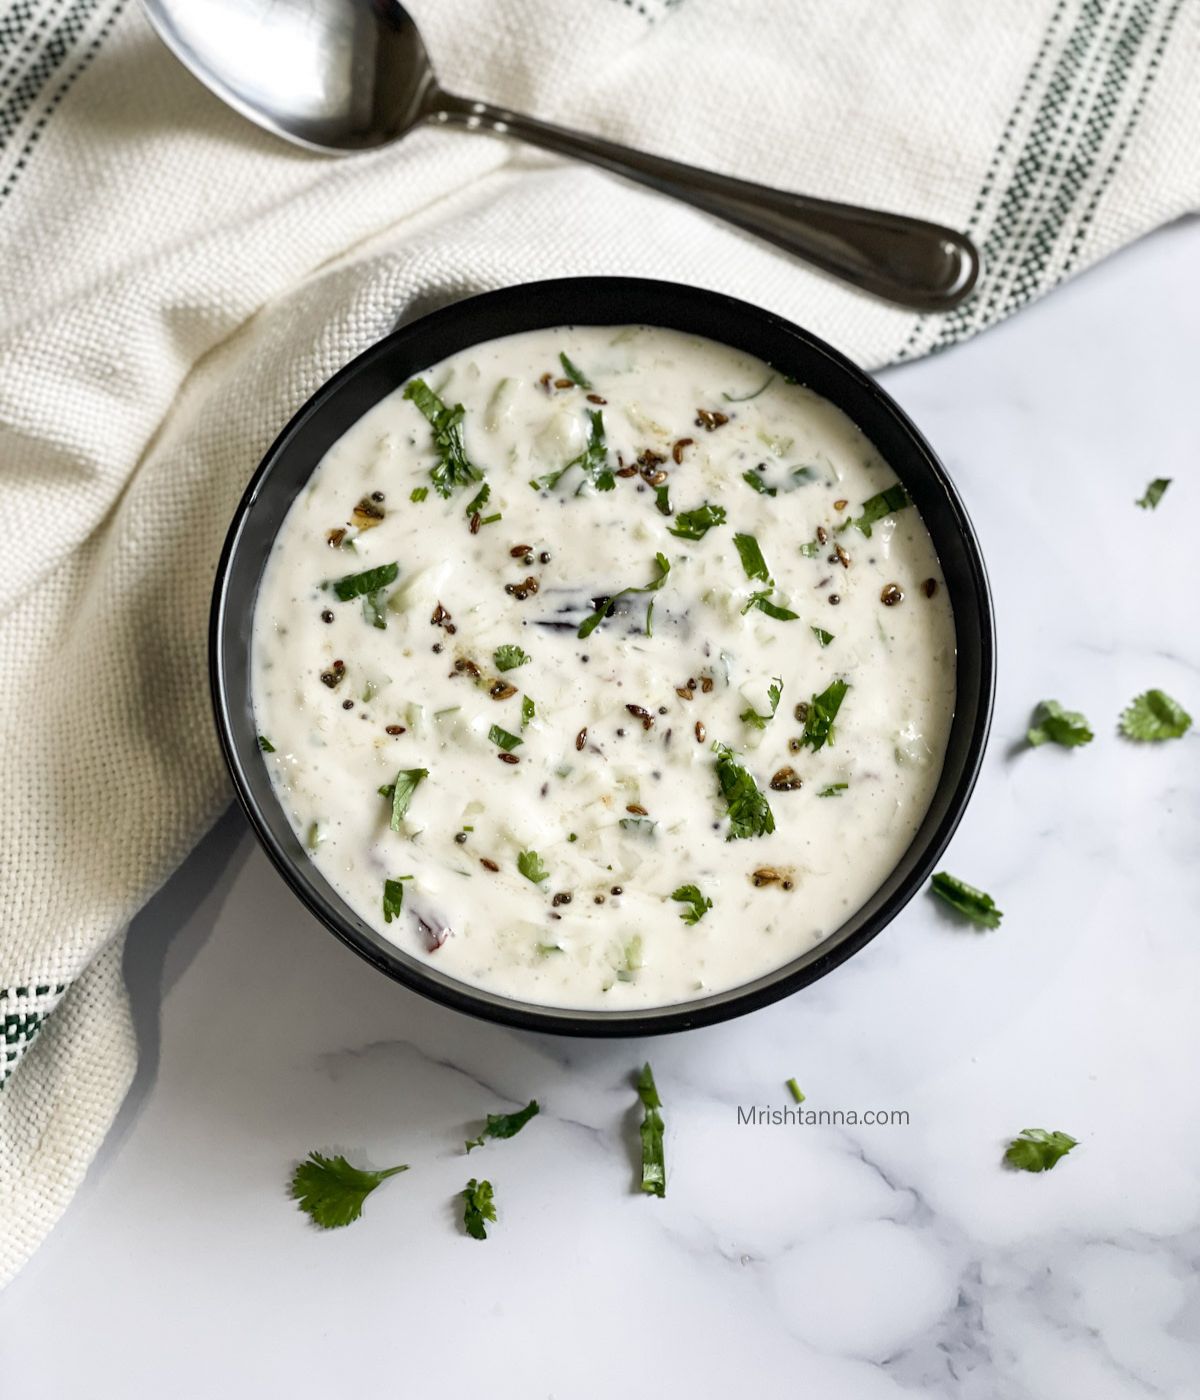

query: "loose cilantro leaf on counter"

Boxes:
[742, 469, 777, 497]
[818, 783, 848, 797]
[558, 351, 592, 389]
[811, 626, 834, 647]
[410, 486, 429, 503]
[577, 553, 671, 639]
[362, 590, 387, 630]
[521, 695, 535, 729]
[464, 481, 491, 516]
[786, 1078, 805, 1103]
[723, 372, 775, 403]
[462, 1178, 497, 1239]
[489, 724, 523, 752]
[331, 561, 399, 601]
[743, 591, 799, 621]
[713, 742, 775, 841]
[257, 735, 275, 753]
[734, 532, 772, 584]
[799, 679, 849, 751]
[636, 1063, 666, 1199]
[379, 767, 429, 829]
[930, 871, 1002, 928]
[404, 378, 483, 499]
[841, 483, 910, 537]
[517, 849, 549, 884]
[494, 644, 530, 672]
[465, 1099, 540, 1153]
[668, 503, 726, 540]
[382, 875, 412, 923]
[1004, 1128, 1077, 1173]
[1119, 689, 1192, 741]
[741, 677, 783, 730]
[1027, 700, 1093, 748]
[290, 1152, 408, 1229]
[671, 884, 713, 925]
[1136, 477, 1171, 510]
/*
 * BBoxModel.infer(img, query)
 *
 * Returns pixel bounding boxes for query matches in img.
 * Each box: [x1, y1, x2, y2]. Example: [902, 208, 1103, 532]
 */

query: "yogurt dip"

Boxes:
[252, 325, 956, 1010]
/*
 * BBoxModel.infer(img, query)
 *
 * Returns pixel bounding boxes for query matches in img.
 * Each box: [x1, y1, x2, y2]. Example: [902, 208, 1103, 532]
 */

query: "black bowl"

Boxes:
[212, 277, 995, 1036]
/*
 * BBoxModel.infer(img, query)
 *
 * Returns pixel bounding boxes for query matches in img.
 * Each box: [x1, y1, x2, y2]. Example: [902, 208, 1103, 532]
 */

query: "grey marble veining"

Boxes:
[3, 218, 1198, 1399]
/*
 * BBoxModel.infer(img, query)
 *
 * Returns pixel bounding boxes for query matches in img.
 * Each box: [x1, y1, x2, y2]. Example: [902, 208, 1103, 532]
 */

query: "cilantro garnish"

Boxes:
[654, 483, 672, 516]
[842, 483, 910, 537]
[362, 590, 387, 630]
[257, 735, 275, 753]
[712, 742, 775, 840]
[930, 871, 1002, 928]
[379, 767, 429, 829]
[410, 486, 429, 503]
[290, 1152, 408, 1229]
[520, 695, 535, 729]
[741, 677, 783, 730]
[489, 724, 523, 752]
[636, 1063, 666, 1199]
[668, 503, 727, 540]
[1004, 1128, 1077, 1173]
[331, 561, 399, 601]
[1119, 689, 1192, 741]
[558, 351, 592, 389]
[1027, 700, 1093, 748]
[742, 470, 777, 497]
[818, 783, 848, 797]
[462, 1177, 496, 1240]
[404, 378, 483, 499]
[786, 1078, 805, 1103]
[577, 553, 670, 639]
[722, 372, 775, 403]
[464, 481, 491, 516]
[531, 409, 612, 492]
[465, 1099, 539, 1153]
[811, 626, 834, 647]
[799, 679, 849, 751]
[494, 644, 530, 673]
[1136, 477, 1171, 510]
[742, 591, 799, 620]
[382, 875, 411, 923]
[670, 884, 712, 925]
[734, 532, 772, 583]
[799, 540, 821, 558]
[517, 849, 549, 884]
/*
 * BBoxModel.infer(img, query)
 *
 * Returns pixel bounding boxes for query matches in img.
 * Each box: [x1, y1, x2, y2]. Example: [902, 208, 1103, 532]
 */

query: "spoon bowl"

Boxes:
[142, 0, 981, 311]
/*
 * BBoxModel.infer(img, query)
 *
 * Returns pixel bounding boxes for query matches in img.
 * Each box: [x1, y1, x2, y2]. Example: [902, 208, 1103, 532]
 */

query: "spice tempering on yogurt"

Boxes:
[252, 326, 956, 1009]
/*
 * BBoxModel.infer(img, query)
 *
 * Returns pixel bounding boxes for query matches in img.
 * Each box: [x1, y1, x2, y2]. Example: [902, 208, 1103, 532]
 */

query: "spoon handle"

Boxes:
[430, 94, 979, 312]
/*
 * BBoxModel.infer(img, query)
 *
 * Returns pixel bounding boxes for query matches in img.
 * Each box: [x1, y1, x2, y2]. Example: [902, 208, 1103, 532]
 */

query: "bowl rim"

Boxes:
[211, 276, 995, 1037]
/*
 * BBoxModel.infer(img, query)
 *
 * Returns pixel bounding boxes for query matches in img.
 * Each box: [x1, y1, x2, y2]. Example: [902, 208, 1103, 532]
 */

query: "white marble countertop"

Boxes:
[5, 218, 1199, 1399]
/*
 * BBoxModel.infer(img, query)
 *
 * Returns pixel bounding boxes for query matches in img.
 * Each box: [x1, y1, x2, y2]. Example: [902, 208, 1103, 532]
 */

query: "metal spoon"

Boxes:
[141, 0, 980, 311]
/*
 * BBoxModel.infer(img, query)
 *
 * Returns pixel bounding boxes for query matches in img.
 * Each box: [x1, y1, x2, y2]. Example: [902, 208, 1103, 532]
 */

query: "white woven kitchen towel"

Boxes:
[2, 0, 1197, 1284]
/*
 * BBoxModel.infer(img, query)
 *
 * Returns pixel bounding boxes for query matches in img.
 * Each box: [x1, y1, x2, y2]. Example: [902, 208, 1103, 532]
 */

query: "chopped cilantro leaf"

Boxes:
[713, 742, 775, 840]
[1136, 477, 1171, 510]
[742, 590, 799, 620]
[799, 679, 849, 751]
[331, 561, 399, 601]
[669, 502, 727, 540]
[488, 724, 523, 752]
[842, 483, 910, 537]
[1004, 1128, 1077, 1173]
[465, 1099, 539, 1153]
[818, 783, 848, 797]
[636, 1063, 666, 1198]
[1027, 700, 1093, 748]
[722, 372, 775, 403]
[494, 644, 530, 672]
[257, 735, 275, 753]
[531, 408, 611, 493]
[1119, 689, 1192, 741]
[464, 481, 490, 516]
[290, 1152, 408, 1229]
[520, 695, 535, 729]
[410, 486, 429, 503]
[930, 871, 1002, 928]
[558, 351, 592, 389]
[786, 1078, 805, 1103]
[379, 767, 429, 830]
[577, 553, 670, 639]
[734, 532, 772, 584]
[811, 626, 834, 647]
[654, 483, 672, 516]
[517, 849, 549, 884]
[742, 469, 777, 497]
[741, 677, 783, 730]
[462, 1177, 496, 1239]
[671, 884, 712, 925]
[382, 875, 411, 923]
[404, 378, 483, 499]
